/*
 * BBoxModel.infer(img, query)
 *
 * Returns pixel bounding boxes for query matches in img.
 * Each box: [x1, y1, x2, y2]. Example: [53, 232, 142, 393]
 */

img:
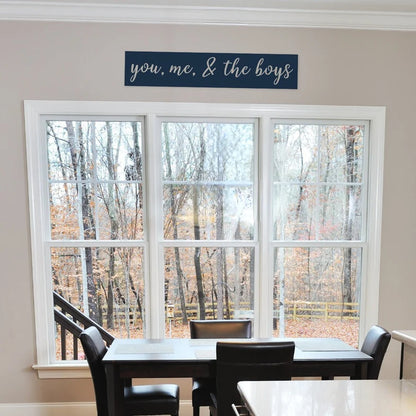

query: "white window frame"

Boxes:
[25, 100, 385, 378]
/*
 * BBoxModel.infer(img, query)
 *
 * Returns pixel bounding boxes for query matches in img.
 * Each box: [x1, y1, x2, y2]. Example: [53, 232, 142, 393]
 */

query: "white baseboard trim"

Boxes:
[0, 400, 195, 416]
[0, 402, 96, 416]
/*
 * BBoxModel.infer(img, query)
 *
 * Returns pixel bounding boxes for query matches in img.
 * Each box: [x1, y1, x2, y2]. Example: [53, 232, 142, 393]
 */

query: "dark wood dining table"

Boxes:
[102, 337, 372, 416]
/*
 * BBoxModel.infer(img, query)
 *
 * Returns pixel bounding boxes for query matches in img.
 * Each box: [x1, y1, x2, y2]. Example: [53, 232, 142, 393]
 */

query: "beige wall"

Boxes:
[0, 20, 415, 404]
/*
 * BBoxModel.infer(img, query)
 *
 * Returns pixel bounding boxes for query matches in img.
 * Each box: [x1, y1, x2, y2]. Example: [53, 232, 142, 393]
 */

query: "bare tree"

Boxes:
[163, 123, 188, 324]
[66, 121, 99, 322]
[190, 126, 206, 319]
[342, 126, 361, 307]
[103, 122, 119, 328]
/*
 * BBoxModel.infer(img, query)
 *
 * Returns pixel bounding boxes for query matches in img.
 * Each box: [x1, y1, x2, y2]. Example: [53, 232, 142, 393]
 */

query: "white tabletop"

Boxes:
[238, 379, 416, 416]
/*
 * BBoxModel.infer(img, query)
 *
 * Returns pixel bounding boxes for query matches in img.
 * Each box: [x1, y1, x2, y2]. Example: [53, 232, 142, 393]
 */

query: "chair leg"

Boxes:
[209, 405, 217, 416]
[193, 405, 200, 416]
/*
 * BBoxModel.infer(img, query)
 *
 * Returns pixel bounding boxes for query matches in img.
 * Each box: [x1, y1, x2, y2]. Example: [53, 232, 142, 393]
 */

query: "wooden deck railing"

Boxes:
[98, 300, 359, 324]
[287, 301, 359, 320]
[164, 301, 359, 321]
[53, 291, 114, 360]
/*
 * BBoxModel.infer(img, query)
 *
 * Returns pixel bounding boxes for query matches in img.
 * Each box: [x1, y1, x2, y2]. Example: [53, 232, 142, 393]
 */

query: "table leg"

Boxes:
[351, 361, 368, 380]
[105, 363, 124, 416]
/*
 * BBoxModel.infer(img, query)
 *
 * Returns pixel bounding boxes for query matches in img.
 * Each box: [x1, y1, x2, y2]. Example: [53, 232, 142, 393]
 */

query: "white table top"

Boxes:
[238, 379, 416, 416]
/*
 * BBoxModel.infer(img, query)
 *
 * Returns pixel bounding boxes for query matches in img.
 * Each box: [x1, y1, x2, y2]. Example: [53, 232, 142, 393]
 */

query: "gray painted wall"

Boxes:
[0, 20, 415, 404]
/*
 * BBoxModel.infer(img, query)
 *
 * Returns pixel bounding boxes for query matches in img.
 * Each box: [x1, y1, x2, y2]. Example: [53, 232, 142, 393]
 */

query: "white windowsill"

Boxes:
[33, 362, 91, 379]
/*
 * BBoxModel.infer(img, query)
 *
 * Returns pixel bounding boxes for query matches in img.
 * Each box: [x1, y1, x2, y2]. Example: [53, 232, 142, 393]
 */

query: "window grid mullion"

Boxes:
[145, 114, 164, 338]
[257, 115, 273, 338]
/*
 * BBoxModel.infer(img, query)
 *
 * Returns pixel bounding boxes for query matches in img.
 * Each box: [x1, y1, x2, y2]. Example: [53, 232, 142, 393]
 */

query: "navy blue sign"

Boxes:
[125, 52, 298, 89]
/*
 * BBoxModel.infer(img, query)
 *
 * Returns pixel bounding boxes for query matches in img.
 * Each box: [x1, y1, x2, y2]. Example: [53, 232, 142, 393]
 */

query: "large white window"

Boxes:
[25, 101, 385, 377]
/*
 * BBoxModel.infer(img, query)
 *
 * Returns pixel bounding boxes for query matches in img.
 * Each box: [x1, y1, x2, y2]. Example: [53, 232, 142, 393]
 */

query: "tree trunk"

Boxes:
[129, 122, 144, 325]
[66, 121, 99, 322]
[192, 127, 206, 320]
[215, 127, 228, 319]
[216, 188, 225, 319]
[163, 124, 188, 324]
[234, 221, 241, 316]
[342, 127, 360, 308]
[193, 193, 205, 319]
[131, 122, 143, 236]
[105, 122, 119, 329]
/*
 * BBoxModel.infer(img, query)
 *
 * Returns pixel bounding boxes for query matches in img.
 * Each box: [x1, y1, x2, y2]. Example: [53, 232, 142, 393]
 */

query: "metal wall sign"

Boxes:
[125, 51, 298, 89]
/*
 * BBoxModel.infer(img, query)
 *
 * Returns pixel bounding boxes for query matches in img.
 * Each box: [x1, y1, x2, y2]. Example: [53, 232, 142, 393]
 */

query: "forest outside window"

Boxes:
[25, 101, 385, 373]
[272, 124, 365, 338]
[47, 120, 145, 337]
[161, 121, 255, 336]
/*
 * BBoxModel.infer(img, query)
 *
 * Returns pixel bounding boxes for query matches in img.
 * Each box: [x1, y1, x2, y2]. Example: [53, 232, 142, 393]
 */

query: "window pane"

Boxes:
[319, 185, 362, 240]
[163, 184, 253, 240]
[47, 120, 143, 240]
[49, 181, 97, 239]
[96, 183, 143, 240]
[47, 121, 94, 181]
[273, 184, 318, 240]
[162, 122, 255, 241]
[163, 246, 255, 338]
[273, 123, 364, 241]
[94, 121, 143, 182]
[273, 124, 319, 183]
[319, 125, 364, 183]
[49, 183, 82, 239]
[52, 246, 145, 354]
[273, 184, 363, 240]
[273, 247, 361, 347]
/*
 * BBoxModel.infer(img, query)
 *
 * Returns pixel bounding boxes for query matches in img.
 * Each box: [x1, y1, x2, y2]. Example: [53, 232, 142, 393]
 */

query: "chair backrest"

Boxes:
[215, 341, 295, 416]
[80, 326, 109, 416]
[361, 325, 391, 379]
[190, 319, 252, 339]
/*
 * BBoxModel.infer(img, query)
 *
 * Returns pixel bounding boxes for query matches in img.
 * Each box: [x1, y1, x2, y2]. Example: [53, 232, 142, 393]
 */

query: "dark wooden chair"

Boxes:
[361, 325, 391, 379]
[79, 327, 179, 416]
[211, 341, 295, 416]
[190, 320, 252, 416]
